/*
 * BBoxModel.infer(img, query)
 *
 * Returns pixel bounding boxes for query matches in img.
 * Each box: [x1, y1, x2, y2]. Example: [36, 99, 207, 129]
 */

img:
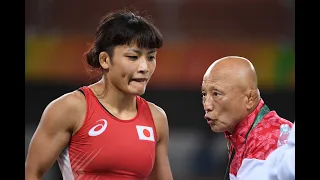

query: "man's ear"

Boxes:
[246, 89, 259, 110]
[99, 51, 110, 70]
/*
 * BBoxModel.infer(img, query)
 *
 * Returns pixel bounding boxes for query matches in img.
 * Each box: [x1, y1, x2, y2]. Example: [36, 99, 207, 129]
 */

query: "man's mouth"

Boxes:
[205, 116, 215, 125]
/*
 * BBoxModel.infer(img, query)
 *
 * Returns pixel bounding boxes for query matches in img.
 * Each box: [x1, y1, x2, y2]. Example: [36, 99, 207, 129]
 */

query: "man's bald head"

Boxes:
[201, 56, 261, 133]
[204, 56, 258, 92]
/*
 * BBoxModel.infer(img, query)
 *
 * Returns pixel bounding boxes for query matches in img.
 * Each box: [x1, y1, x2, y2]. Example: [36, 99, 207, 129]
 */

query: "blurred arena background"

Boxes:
[25, 0, 295, 179]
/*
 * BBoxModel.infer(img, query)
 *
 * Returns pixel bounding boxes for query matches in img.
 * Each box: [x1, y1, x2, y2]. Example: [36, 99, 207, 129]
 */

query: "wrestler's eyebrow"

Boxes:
[127, 49, 156, 54]
[127, 49, 141, 54]
[147, 49, 156, 53]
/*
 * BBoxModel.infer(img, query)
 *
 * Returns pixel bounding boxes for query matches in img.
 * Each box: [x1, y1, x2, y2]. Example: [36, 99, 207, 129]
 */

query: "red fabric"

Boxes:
[225, 99, 293, 177]
[62, 86, 157, 180]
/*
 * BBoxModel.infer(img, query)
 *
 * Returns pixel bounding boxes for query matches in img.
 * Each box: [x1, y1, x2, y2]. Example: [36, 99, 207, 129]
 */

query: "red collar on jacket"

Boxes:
[225, 98, 265, 151]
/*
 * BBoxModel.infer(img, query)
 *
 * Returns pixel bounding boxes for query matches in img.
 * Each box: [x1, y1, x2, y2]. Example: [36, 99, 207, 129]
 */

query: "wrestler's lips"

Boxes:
[131, 78, 148, 82]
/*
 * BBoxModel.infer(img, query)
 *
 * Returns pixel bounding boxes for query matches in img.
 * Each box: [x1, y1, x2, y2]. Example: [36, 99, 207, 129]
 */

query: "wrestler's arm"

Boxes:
[147, 102, 173, 180]
[25, 91, 86, 180]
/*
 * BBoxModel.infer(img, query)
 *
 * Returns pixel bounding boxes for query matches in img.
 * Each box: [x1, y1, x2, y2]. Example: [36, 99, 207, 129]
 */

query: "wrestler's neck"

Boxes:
[91, 78, 137, 112]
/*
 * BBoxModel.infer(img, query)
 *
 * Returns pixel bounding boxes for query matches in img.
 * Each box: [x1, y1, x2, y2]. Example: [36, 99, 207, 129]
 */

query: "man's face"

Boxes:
[107, 44, 157, 96]
[201, 70, 247, 133]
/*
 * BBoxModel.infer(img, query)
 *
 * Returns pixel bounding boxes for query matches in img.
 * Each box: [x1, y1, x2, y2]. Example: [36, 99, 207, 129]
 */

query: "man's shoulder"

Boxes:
[244, 110, 293, 160]
[261, 111, 293, 128]
[250, 111, 293, 138]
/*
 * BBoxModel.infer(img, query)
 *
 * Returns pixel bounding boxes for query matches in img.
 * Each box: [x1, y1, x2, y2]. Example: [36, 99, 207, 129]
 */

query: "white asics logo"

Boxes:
[88, 119, 108, 136]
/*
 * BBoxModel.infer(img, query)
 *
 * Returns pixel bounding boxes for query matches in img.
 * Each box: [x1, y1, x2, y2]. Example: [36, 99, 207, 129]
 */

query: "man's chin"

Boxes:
[210, 125, 224, 133]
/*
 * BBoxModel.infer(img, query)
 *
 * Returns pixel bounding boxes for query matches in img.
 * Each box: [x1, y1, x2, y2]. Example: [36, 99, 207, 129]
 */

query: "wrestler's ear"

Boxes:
[99, 51, 110, 70]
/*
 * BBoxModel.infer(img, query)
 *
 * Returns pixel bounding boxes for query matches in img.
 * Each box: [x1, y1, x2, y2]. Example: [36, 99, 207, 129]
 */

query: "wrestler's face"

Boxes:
[102, 43, 157, 96]
[201, 69, 248, 133]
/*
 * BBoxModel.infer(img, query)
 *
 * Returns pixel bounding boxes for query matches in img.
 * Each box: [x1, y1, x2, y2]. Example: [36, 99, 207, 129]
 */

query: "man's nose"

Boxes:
[203, 98, 213, 113]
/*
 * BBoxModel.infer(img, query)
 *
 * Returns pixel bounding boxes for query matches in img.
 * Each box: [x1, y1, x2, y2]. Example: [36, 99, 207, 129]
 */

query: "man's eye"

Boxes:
[213, 92, 220, 96]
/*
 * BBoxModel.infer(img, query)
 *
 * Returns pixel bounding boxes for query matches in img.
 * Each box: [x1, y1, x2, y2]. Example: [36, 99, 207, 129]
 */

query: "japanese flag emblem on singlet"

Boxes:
[136, 125, 155, 142]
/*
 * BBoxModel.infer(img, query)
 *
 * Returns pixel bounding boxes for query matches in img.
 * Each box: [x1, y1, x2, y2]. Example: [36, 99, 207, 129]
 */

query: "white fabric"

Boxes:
[235, 122, 295, 180]
[57, 147, 75, 180]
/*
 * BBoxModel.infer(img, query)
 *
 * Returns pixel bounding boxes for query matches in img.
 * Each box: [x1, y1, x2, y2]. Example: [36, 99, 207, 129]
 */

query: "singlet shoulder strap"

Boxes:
[77, 86, 90, 97]
[77, 88, 85, 96]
